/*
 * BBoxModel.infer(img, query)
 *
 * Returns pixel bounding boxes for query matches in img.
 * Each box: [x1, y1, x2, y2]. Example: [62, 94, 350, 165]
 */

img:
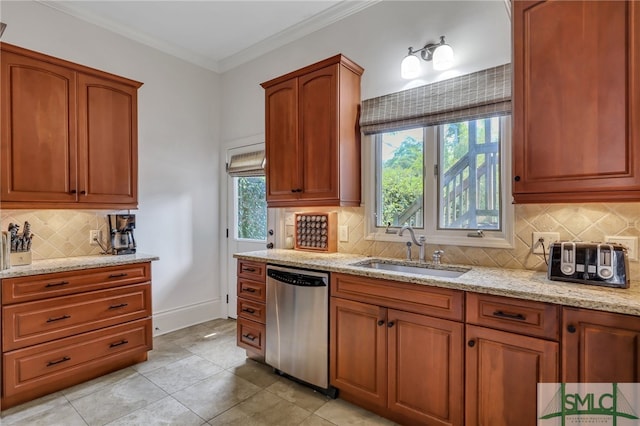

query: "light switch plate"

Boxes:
[339, 225, 349, 242]
[605, 235, 638, 261]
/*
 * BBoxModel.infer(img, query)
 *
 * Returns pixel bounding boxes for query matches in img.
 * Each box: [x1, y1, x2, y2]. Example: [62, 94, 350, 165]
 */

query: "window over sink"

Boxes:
[366, 115, 513, 248]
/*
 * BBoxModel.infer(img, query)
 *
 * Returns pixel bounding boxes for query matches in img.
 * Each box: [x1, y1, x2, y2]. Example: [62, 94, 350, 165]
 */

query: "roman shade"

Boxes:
[226, 150, 265, 177]
[360, 63, 511, 134]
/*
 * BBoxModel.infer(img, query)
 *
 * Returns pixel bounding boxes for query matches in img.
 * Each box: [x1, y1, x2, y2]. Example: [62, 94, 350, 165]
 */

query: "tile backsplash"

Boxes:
[1, 210, 112, 259]
[284, 203, 640, 279]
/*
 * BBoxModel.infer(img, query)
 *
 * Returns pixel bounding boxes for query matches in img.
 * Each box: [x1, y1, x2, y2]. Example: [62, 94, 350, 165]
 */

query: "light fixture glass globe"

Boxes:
[401, 54, 421, 79]
[432, 44, 454, 70]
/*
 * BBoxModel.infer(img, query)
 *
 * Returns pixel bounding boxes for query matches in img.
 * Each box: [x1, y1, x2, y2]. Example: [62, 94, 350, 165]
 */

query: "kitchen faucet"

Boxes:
[399, 225, 426, 262]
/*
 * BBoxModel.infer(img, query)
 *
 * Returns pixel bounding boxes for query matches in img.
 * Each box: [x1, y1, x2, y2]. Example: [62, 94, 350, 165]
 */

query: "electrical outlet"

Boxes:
[605, 235, 638, 261]
[532, 232, 560, 254]
[339, 225, 349, 242]
[89, 230, 101, 246]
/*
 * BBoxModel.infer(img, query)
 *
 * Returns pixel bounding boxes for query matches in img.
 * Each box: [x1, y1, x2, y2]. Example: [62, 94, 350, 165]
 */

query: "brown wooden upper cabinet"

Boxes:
[512, 1, 640, 203]
[0, 43, 142, 209]
[261, 55, 363, 207]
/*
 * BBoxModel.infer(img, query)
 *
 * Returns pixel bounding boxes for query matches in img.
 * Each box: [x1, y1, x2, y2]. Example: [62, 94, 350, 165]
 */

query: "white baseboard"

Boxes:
[152, 299, 227, 336]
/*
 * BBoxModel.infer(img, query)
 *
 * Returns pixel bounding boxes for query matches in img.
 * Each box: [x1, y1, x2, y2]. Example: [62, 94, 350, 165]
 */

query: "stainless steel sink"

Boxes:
[352, 259, 469, 278]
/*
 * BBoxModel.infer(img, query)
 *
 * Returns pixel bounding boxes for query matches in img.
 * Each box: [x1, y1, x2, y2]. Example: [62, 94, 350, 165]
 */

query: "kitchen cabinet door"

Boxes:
[0, 50, 78, 203]
[264, 78, 300, 202]
[77, 73, 138, 205]
[387, 309, 463, 426]
[512, 1, 640, 202]
[465, 324, 559, 426]
[563, 307, 640, 382]
[330, 297, 387, 410]
[298, 65, 339, 203]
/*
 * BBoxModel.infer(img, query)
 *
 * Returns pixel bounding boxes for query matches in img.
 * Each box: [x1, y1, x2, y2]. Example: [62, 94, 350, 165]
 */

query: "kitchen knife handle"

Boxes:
[492, 310, 526, 321]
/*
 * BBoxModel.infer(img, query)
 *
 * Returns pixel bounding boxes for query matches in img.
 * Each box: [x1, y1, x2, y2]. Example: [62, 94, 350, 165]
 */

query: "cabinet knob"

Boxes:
[80, 190, 86, 195]
[514, 176, 521, 182]
[567, 325, 577, 333]
[468, 340, 476, 347]
[387, 321, 395, 328]
[377, 320, 385, 326]
[70, 189, 77, 194]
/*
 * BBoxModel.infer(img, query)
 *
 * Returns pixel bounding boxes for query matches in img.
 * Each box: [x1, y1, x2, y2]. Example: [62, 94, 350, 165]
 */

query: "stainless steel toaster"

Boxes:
[548, 242, 629, 288]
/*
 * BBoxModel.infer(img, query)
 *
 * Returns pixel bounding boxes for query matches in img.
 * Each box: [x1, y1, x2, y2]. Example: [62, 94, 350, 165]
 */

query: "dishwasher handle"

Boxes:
[267, 269, 327, 287]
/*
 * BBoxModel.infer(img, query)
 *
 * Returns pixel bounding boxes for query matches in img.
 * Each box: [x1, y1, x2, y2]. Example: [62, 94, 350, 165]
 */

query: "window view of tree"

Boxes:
[375, 116, 503, 233]
[439, 117, 500, 230]
[236, 176, 267, 240]
[377, 128, 424, 227]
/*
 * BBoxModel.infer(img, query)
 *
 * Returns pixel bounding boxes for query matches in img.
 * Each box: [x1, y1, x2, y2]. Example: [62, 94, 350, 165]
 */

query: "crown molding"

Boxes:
[37, 0, 380, 74]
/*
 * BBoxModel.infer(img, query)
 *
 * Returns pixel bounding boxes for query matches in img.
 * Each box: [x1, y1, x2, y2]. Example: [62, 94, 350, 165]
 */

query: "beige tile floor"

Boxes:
[0, 319, 397, 426]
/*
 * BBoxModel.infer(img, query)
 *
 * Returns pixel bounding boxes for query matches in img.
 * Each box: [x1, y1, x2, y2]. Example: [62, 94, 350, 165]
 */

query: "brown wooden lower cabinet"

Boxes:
[330, 296, 464, 426]
[562, 307, 640, 382]
[0, 262, 153, 410]
[465, 324, 559, 426]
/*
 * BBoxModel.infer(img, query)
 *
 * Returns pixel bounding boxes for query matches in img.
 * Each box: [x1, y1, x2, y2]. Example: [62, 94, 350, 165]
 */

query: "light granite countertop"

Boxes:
[0, 253, 159, 279]
[234, 249, 640, 316]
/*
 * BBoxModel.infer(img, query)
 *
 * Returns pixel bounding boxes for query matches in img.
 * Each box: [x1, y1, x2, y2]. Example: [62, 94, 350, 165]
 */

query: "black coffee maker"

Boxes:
[108, 214, 136, 255]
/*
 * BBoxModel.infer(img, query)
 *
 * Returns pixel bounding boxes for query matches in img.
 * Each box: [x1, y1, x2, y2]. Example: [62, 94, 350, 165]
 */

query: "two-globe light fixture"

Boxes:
[401, 35, 454, 79]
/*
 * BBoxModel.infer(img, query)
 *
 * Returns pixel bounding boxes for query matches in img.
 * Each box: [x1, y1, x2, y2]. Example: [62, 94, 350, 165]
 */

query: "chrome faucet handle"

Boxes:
[432, 250, 444, 264]
[405, 241, 412, 261]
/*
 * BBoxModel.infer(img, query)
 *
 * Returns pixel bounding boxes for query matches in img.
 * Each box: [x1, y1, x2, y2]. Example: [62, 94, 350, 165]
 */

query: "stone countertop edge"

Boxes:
[234, 249, 640, 316]
[0, 253, 160, 279]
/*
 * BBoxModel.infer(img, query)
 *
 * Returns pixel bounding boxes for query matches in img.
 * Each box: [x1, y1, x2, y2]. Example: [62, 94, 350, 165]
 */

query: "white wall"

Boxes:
[1, 1, 223, 333]
[220, 0, 511, 142]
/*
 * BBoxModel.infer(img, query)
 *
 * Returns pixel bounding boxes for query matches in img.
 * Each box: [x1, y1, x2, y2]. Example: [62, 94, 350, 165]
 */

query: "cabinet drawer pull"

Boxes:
[110, 339, 129, 348]
[109, 303, 129, 310]
[242, 267, 257, 273]
[108, 273, 128, 278]
[492, 310, 526, 321]
[387, 321, 395, 328]
[468, 340, 476, 347]
[80, 190, 86, 195]
[46, 314, 71, 323]
[242, 308, 256, 314]
[242, 333, 257, 341]
[377, 320, 385, 326]
[243, 287, 257, 293]
[70, 189, 77, 194]
[47, 356, 71, 367]
[45, 280, 70, 288]
[567, 325, 577, 334]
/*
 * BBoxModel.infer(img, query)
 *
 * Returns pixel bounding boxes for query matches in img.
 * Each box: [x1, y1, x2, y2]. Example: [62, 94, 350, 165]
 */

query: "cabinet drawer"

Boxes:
[3, 283, 151, 351]
[3, 318, 152, 399]
[237, 260, 266, 283]
[2, 262, 151, 304]
[331, 273, 464, 321]
[238, 278, 266, 303]
[237, 317, 265, 356]
[466, 293, 559, 340]
[238, 299, 266, 323]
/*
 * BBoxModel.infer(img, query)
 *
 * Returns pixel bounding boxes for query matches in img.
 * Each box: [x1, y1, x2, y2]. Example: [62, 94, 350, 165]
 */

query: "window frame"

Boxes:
[364, 115, 514, 249]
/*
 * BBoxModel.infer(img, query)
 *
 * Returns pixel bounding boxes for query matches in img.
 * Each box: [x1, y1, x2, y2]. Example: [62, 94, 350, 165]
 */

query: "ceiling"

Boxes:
[41, 0, 379, 73]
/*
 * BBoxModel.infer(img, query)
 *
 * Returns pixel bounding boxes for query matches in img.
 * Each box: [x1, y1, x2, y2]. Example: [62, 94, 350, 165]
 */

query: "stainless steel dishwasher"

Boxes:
[266, 264, 336, 397]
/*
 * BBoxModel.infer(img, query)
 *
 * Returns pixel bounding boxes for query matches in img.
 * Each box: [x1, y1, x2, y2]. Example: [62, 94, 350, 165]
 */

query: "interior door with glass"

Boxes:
[225, 144, 271, 318]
